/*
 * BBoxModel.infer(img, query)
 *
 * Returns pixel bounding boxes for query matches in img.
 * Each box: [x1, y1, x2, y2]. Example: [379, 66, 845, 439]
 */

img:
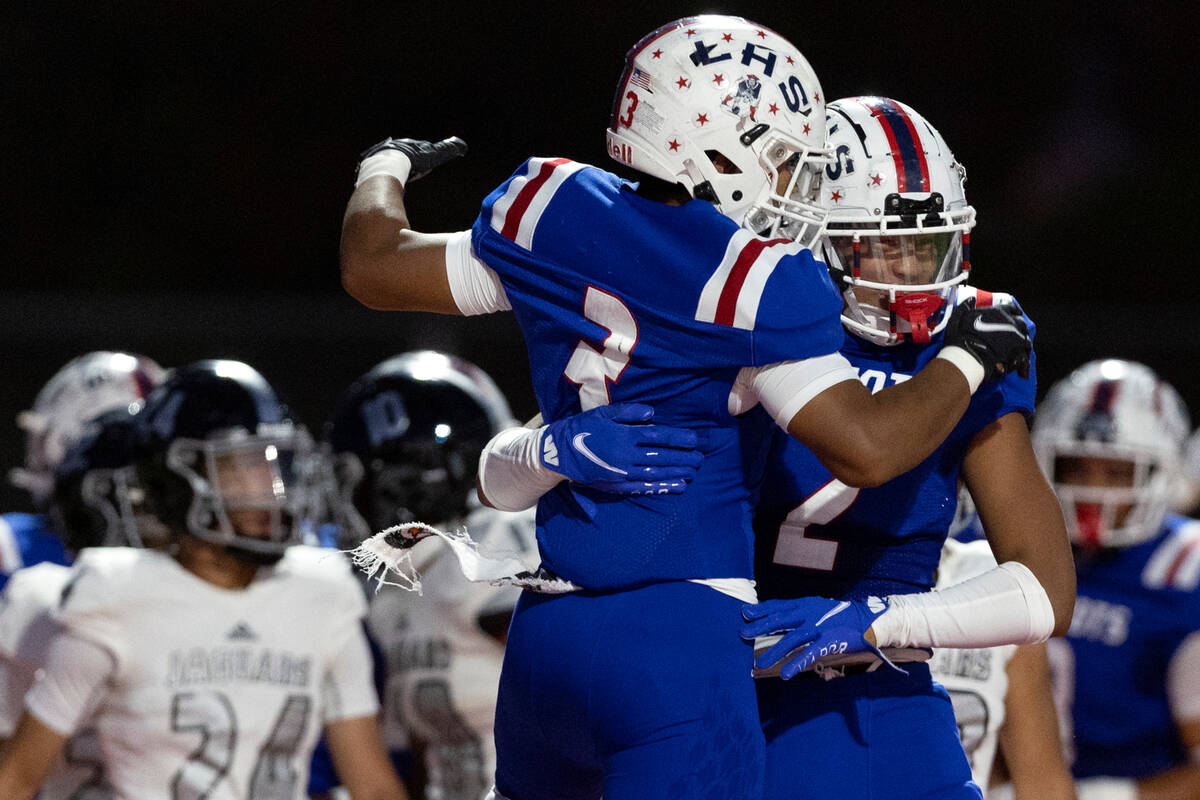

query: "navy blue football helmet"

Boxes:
[51, 406, 147, 552]
[133, 360, 315, 564]
[324, 351, 515, 541]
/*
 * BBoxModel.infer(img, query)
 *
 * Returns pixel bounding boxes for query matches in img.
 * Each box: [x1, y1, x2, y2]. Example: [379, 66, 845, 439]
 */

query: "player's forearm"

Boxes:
[870, 561, 1056, 650]
[0, 712, 69, 800]
[792, 358, 973, 487]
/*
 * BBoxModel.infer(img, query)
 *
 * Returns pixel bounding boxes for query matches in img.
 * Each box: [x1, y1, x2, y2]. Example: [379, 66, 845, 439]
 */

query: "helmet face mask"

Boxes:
[605, 15, 831, 245]
[167, 427, 313, 557]
[325, 351, 515, 541]
[1032, 360, 1190, 549]
[817, 98, 976, 345]
[134, 360, 312, 563]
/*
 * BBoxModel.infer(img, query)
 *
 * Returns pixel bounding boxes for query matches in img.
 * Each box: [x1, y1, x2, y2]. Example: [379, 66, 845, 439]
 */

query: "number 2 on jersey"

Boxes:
[773, 479, 859, 571]
[564, 286, 637, 410]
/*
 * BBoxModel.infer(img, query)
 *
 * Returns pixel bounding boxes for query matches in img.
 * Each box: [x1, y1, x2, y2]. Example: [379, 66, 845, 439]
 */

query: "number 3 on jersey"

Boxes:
[564, 286, 637, 410]
[773, 479, 859, 571]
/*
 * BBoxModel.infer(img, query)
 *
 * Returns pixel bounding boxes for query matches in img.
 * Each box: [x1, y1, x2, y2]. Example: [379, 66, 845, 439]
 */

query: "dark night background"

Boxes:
[2, 1, 1197, 510]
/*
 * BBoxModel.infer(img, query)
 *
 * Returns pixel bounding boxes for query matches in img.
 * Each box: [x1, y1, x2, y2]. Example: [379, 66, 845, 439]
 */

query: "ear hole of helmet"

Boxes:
[135, 453, 193, 534]
[704, 150, 741, 174]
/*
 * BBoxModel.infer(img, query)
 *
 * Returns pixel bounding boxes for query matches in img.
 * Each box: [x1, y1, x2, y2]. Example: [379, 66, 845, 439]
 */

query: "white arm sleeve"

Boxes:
[321, 622, 379, 723]
[1166, 630, 1200, 756]
[445, 230, 511, 316]
[24, 631, 115, 736]
[729, 353, 859, 426]
[871, 561, 1056, 650]
[477, 426, 562, 513]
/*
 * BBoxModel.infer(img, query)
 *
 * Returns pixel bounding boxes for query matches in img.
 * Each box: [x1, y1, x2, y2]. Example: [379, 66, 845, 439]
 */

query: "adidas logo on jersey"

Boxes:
[226, 622, 258, 641]
[542, 432, 559, 467]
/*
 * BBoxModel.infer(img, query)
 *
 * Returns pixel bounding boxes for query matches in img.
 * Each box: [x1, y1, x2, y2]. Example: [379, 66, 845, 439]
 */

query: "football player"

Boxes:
[340, 16, 1034, 799]
[477, 97, 1075, 799]
[737, 97, 1074, 800]
[1, 351, 164, 586]
[0, 405, 146, 797]
[1034, 360, 1200, 799]
[0, 360, 408, 800]
[325, 352, 538, 800]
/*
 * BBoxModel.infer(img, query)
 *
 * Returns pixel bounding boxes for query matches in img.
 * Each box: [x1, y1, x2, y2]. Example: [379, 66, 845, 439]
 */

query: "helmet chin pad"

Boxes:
[890, 292, 945, 343]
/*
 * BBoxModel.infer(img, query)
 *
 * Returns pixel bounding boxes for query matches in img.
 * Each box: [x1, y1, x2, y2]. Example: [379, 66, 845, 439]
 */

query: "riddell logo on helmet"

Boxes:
[609, 141, 634, 165]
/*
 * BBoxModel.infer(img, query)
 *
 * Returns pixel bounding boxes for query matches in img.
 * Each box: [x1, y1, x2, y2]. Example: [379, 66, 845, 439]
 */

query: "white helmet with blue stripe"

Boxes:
[1032, 360, 1189, 548]
[819, 97, 976, 345]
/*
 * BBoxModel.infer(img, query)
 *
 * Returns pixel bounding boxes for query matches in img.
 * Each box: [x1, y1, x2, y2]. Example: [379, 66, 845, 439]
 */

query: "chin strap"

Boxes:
[890, 292, 945, 344]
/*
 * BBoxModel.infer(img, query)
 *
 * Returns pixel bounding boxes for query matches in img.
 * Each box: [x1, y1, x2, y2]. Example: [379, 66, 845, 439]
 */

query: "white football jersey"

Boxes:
[368, 505, 536, 800]
[0, 561, 113, 799]
[929, 538, 1018, 793]
[28, 545, 377, 800]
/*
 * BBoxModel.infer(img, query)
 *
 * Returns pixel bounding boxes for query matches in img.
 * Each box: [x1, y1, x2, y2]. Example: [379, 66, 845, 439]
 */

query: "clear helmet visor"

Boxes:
[830, 230, 960, 287]
[169, 429, 313, 554]
[821, 221, 969, 345]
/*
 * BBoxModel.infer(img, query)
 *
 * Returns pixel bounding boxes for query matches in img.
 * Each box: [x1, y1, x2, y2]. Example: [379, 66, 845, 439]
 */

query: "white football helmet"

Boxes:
[12, 351, 165, 507]
[605, 15, 830, 245]
[1032, 360, 1190, 548]
[819, 97, 976, 345]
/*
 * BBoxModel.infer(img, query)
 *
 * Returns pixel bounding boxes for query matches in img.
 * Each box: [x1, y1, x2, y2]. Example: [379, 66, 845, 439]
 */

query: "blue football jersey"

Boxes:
[0, 513, 70, 591]
[752, 288, 1037, 601]
[470, 158, 845, 588]
[1054, 515, 1200, 779]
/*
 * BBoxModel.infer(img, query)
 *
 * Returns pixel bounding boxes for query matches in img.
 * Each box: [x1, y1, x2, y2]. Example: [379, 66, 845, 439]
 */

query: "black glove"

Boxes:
[943, 298, 1032, 381]
[357, 136, 468, 183]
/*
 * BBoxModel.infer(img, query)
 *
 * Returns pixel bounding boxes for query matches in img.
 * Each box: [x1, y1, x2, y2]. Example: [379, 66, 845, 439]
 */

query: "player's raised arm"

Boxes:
[768, 298, 1033, 487]
[340, 137, 469, 313]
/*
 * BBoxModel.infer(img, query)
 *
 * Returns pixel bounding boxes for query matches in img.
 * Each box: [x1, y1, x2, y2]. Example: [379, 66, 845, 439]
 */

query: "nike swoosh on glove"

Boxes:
[357, 136, 468, 183]
[740, 595, 891, 679]
[540, 404, 703, 495]
[942, 297, 1032, 381]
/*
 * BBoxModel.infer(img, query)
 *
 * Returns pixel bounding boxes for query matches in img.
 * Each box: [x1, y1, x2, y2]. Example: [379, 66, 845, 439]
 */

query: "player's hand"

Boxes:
[741, 595, 891, 679]
[357, 136, 468, 183]
[540, 404, 703, 495]
[942, 298, 1032, 381]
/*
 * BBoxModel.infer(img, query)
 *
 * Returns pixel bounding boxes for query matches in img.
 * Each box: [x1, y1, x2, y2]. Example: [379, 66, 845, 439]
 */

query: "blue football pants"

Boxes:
[494, 581, 765, 800]
[756, 662, 981, 799]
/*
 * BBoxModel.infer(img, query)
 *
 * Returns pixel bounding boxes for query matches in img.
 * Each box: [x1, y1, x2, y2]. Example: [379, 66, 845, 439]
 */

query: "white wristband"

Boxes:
[355, 148, 413, 188]
[477, 426, 563, 512]
[935, 345, 985, 394]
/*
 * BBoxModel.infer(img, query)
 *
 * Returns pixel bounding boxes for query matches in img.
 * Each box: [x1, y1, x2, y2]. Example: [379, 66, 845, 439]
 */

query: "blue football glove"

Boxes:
[741, 595, 891, 679]
[540, 404, 702, 495]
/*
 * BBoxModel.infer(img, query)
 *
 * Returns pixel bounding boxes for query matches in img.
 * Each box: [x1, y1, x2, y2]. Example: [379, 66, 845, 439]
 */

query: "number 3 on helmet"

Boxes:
[605, 15, 831, 246]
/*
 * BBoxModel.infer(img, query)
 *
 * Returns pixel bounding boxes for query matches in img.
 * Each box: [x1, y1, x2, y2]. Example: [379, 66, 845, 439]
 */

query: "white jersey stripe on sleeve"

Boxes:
[696, 229, 756, 326]
[696, 233, 806, 330]
[488, 158, 585, 251]
[733, 240, 806, 329]
[1143, 520, 1200, 590]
